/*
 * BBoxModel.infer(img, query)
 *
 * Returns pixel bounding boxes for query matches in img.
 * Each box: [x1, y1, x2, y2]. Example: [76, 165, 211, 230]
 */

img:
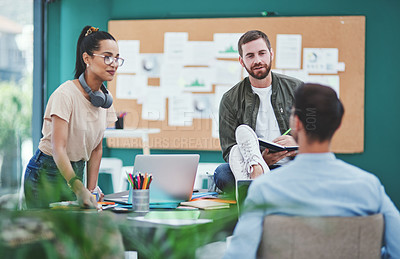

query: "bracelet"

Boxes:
[67, 176, 81, 189]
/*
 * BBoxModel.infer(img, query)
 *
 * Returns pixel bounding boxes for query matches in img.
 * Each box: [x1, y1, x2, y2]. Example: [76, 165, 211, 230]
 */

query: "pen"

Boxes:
[282, 128, 291, 136]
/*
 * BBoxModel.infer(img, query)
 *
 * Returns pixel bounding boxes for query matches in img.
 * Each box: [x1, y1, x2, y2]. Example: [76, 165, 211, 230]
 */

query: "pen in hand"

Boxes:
[282, 128, 291, 136]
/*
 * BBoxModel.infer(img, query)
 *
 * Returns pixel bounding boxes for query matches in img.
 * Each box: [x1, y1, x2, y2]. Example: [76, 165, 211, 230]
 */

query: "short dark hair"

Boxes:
[294, 83, 344, 142]
[238, 30, 271, 57]
[74, 25, 116, 79]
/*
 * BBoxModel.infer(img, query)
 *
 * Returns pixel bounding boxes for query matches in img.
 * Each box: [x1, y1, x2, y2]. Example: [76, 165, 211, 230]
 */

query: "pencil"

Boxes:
[137, 174, 141, 189]
[282, 128, 291, 136]
[147, 175, 153, 189]
[126, 172, 133, 187]
[142, 176, 148, 190]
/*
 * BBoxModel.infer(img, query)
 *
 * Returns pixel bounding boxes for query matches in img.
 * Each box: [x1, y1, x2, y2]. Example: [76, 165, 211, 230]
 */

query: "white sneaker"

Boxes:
[229, 145, 249, 180]
[235, 125, 270, 174]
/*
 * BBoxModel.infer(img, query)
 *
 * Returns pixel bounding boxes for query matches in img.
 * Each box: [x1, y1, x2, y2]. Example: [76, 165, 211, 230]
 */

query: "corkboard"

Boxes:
[107, 16, 365, 153]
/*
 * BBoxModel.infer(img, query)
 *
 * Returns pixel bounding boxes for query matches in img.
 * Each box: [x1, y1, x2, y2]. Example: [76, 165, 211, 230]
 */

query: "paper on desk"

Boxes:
[128, 217, 212, 226]
[128, 210, 211, 226]
[180, 200, 230, 210]
[145, 210, 201, 220]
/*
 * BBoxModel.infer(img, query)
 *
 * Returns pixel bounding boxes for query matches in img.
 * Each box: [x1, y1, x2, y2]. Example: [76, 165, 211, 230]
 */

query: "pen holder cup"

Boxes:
[131, 189, 150, 213]
[115, 117, 124, 129]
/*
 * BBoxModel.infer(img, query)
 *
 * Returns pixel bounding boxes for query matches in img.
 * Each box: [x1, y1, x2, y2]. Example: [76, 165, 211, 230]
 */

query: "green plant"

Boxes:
[0, 79, 32, 188]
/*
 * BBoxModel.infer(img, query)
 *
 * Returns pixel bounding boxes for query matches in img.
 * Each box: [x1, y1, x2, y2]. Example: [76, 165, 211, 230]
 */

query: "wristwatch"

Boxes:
[68, 176, 81, 189]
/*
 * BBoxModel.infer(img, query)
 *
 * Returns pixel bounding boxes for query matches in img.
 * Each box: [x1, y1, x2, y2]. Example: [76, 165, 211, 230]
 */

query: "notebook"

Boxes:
[258, 138, 298, 153]
[236, 180, 253, 215]
[132, 154, 200, 204]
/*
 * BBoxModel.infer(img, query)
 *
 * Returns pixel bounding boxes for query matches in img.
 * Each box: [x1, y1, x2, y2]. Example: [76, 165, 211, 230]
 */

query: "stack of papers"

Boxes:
[180, 200, 230, 210]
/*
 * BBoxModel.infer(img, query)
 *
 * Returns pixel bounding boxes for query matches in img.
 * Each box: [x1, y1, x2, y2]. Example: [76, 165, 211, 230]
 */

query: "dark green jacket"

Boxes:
[219, 72, 303, 162]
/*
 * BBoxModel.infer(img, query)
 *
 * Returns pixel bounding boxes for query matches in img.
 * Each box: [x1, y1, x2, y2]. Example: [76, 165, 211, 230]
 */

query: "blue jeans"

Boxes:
[24, 149, 85, 208]
[214, 162, 282, 194]
[214, 163, 235, 194]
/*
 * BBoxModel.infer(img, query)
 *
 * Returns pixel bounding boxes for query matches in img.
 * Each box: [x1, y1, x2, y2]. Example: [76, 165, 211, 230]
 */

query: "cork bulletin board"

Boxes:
[107, 16, 365, 153]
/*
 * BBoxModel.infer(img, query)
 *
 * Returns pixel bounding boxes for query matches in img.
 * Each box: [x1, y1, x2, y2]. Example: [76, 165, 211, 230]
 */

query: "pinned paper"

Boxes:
[183, 41, 215, 66]
[214, 33, 242, 58]
[141, 87, 166, 121]
[275, 34, 302, 69]
[303, 48, 339, 74]
[164, 32, 188, 64]
[307, 75, 340, 96]
[117, 40, 140, 74]
[168, 93, 194, 126]
[181, 67, 214, 92]
[116, 74, 147, 101]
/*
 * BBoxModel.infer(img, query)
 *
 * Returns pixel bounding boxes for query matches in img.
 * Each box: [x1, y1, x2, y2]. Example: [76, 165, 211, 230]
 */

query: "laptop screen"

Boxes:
[133, 154, 200, 204]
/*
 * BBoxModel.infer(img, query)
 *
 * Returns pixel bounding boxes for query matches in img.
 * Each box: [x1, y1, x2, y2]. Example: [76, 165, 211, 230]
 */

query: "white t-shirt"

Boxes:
[251, 85, 281, 142]
[39, 80, 117, 161]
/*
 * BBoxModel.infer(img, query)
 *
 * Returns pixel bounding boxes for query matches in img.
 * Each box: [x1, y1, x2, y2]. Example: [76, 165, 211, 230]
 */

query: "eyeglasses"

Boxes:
[92, 54, 124, 67]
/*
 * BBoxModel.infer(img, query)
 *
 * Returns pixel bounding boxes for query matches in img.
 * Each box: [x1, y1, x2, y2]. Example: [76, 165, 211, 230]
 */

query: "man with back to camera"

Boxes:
[223, 83, 400, 258]
[215, 30, 302, 193]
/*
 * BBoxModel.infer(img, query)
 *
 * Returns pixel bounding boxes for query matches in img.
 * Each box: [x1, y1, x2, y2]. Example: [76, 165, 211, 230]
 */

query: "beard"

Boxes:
[244, 60, 272, 80]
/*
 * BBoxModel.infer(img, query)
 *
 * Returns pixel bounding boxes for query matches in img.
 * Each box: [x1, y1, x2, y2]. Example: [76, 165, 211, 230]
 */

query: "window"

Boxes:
[0, 0, 33, 200]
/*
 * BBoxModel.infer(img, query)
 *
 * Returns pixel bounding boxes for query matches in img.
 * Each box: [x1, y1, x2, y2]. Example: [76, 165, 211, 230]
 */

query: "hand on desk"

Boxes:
[91, 186, 105, 202]
[76, 187, 98, 209]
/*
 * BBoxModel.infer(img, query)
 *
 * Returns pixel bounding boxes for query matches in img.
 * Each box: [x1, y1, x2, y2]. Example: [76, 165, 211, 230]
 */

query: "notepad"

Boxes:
[258, 138, 298, 153]
[180, 200, 230, 210]
[127, 211, 212, 226]
[144, 210, 200, 220]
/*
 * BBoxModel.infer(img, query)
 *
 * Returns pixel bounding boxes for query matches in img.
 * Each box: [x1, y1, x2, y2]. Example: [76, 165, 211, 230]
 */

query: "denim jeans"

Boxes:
[214, 163, 235, 194]
[214, 162, 282, 194]
[24, 149, 85, 208]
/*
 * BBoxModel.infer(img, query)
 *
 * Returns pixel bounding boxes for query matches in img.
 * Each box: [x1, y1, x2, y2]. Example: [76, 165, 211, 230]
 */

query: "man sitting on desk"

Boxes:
[215, 30, 301, 193]
[223, 83, 400, 258]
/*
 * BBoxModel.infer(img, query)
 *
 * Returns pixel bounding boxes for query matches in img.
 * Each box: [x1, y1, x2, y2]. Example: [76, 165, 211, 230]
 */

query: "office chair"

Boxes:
[258, 214, 384, 259]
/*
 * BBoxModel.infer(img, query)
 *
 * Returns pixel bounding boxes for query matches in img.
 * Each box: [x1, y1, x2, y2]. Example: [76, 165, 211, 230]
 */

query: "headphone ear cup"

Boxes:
[88, 90, 106, 107]
[79, 73, 113, 108]
[102, 93, 113, 108]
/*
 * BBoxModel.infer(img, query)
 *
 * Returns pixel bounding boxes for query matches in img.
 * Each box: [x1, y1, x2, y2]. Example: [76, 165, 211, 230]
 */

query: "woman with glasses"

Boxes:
[24, 25, 124, 209]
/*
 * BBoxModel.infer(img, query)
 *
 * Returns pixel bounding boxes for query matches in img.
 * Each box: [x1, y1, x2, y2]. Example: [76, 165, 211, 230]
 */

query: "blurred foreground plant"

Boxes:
[0, 79, 31, 189]
[0, 209, 125, 259]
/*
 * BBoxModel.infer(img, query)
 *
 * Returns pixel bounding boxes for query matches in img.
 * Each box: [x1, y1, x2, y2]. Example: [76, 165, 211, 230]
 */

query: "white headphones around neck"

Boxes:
[79, 73, 113, 108]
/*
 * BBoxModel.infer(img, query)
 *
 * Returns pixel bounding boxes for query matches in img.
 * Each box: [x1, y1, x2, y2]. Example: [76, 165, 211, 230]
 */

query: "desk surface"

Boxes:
[105, 191, 238, 258]
[105, 190, 237, 222]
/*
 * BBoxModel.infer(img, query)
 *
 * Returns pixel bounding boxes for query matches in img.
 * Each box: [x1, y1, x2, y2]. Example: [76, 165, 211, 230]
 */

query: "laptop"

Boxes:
[132, 154, 200, 204]
[236, 180, 253, 215]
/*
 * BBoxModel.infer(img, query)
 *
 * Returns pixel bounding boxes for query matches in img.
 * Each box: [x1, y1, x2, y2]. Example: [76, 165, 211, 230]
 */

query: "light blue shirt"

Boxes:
[224, 153, 400, 259]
